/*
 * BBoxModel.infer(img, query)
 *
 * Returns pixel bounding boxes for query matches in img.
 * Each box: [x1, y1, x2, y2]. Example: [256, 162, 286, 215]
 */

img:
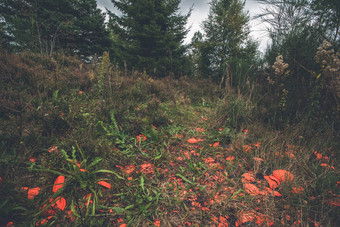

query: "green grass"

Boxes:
[0, 51, 339, 226]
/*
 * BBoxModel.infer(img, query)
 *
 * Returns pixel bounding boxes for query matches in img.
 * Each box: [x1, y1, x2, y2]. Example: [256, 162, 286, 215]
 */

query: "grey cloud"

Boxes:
[180, 0, 210, 10]
[96, 0, 115, 12]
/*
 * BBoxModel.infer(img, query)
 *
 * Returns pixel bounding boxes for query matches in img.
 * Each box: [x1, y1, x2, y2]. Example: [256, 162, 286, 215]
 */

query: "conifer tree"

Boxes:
[0, 0, 111, 58]
[108, 0, 191, 76]
[201, 0, 250, 82]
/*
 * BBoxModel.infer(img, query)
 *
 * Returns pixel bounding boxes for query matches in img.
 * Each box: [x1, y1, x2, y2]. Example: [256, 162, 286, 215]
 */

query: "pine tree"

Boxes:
[0, 0, 111, 58]
[201, 0, 250, 81]
[188, 31, 212, 78]
[108, 0, 191, 76]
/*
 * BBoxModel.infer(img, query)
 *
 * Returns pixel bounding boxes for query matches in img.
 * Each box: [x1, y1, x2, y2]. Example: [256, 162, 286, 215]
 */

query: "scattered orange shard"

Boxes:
[316, 153, 323, 160]
[244, 183, 260, 195]
[264, 175, 280, 189]
[238, 211, 255, 225]
[56, 197, 66, 210]
[53, 175, 65, 193]
[328, 198, 340, 206]
[48, 146, 58, 153]
[137, 134, 147, 142]
[22, 187, 40, 199]
[204, 157, 215, 164]
[187, 138, 198, 143]
[243, 145, 252, 153]
[253, 157, 264, 162]
[97, 181, 111, 189]
[140, 163, 154, 174]
[124, 165, 136, 174]
[195, 128, 205, 132]
[226, 156, 235, 161]
[242, 172, 256, 183]
[213, 142, 220, 147]
[272, 170, 294, 183]
[153, 219, 161, 227]
[291, 186, 304, 194]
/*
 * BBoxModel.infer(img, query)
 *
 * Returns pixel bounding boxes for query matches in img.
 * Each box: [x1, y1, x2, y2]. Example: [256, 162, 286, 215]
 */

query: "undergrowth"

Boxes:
[0, 50, 339, 226]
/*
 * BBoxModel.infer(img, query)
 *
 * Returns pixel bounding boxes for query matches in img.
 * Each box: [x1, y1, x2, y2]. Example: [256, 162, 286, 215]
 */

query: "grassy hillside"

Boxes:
[0, 51, 339, 226]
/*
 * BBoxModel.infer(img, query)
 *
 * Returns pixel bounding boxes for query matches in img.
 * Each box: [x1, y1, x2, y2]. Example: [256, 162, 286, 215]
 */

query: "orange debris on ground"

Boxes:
[53, 175, 65, 193]
[97, 181, 111, 189]
[124, 165, 136, 174]
[244, 183, 261, 196]
[140, 163, 154, 174]
[264, 175, 280, 189]
[291, 186, 304, 194]
[55, 197, 66, 210]
[272, 170, 294, 183]
[22, 187, 40, 199]
[187, 138, 198, 144]
[136, 134, 147, 142]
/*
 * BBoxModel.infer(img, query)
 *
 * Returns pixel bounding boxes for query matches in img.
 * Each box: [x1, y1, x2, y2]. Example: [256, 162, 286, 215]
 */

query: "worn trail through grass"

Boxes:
[12, 102, 339, 227]
[106, 104, 334, 226]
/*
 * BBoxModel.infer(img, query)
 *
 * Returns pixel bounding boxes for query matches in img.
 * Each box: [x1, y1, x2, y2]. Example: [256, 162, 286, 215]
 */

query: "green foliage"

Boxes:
[201, 0, 252, 81]
[108, 0, 191, 77]
[33, 143, 123, 225]
[213, 94, 255, 129]
[189, 0, 258, 93]
[257, 0, 340, 127]
[0, 0, 112, 58]
[97, 51, 111, 95]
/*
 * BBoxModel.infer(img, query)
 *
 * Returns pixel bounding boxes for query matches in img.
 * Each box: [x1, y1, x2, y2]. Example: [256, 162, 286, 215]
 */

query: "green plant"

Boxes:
[33, 142, 123, 225]
[213, 95, 255, 129]
[95, 110, 134, 154]
[97, 51, 111, 95]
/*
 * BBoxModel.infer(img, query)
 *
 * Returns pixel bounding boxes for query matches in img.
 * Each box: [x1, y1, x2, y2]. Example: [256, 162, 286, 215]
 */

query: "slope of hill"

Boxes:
[0, 51, 339, 226]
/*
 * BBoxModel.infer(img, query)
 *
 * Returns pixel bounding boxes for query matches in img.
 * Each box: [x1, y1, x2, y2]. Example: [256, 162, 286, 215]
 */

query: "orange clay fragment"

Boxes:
[53, 175, 65, 193]
[226, 156, 235, 161]
[291, 186, 304, 194]
[140, 163, 154, 174]
[272, 170, 294, 183]
[153, 219, 161, 227]
[264, 175, 280, 189]
[56, 197, 66, 210]
[253, 157, 264, 162]
[187, 138, 198, 144]
[22, 187, 40, 199]
[244, 183, 260, 195]
[237, 211, 255, 225]
[213, 142, 220, 147]
[242, 172, 256, 183]
[124, 165, 136, 174]
[97, 181, 111, 189]
[195, 128, 205, 132]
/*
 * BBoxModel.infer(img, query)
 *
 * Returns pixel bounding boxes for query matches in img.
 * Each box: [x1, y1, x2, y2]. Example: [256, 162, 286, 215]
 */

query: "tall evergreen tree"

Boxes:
[201, 0, 251, 82]
[0, 0, 111, 58]
[188, 31, 212, 78]
[108, 0, 191, 76]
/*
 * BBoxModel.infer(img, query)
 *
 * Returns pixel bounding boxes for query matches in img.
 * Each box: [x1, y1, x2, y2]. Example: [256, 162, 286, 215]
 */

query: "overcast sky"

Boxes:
[96, 0, 269, 52]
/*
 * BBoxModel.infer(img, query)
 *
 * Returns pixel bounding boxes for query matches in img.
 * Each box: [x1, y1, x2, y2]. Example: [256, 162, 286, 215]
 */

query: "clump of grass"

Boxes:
[212, 93, 256, 130]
